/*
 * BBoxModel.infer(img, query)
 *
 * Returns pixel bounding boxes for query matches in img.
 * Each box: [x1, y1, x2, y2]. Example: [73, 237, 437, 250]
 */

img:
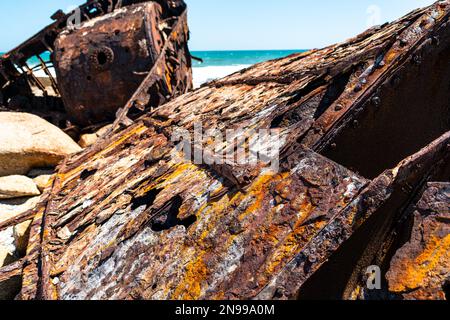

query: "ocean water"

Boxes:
[1, 50, 306, 87]
[190, 50, 303, 67]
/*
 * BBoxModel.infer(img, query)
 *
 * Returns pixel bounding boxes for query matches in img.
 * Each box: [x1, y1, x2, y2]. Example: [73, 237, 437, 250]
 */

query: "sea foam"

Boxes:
[192, 65, 250, 88]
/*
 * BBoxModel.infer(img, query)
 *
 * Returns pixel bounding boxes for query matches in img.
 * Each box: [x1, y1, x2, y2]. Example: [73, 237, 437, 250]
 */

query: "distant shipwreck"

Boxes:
[0, 0, 449, 300]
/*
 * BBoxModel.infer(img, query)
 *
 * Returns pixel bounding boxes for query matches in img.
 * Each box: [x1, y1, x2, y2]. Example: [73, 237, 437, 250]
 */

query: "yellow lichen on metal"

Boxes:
[171, 252, 209, 300]
[389, 234, 450, 293]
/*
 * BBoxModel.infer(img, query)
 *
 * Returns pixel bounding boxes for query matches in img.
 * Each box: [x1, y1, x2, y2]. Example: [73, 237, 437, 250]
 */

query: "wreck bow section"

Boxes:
[0, 1, 449, 300]
[0, 0, 192, 132]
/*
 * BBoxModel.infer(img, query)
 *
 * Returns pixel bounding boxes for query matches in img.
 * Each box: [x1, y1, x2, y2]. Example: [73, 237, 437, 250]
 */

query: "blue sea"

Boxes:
[1, 50, 306, 87]
[190, 50, 303, 67]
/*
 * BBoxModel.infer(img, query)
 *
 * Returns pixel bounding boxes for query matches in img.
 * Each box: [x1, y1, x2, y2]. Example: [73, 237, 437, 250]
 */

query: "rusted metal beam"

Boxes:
[0, 259, 23, 283]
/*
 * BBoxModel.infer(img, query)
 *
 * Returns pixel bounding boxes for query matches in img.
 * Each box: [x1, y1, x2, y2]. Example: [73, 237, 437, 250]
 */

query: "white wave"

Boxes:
[32, 68, 56, 78]
[192, 65, 250, 88]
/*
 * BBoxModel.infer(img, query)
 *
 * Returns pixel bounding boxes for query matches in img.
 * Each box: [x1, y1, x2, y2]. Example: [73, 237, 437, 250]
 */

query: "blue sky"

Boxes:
[0, 0, 435, 52]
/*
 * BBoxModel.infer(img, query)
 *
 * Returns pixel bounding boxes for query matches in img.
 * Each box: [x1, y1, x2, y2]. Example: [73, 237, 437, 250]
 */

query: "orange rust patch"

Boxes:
[172, 253, 209, 300]
[236, 173, 286, 222]
[265, 203, 319, 275]
[95, 125, 148, 158]
[390, 234, 450, 293]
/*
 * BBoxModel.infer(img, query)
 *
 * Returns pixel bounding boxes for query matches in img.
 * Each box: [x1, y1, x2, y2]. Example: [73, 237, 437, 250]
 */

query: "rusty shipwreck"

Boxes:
[0, 1, 449, 300]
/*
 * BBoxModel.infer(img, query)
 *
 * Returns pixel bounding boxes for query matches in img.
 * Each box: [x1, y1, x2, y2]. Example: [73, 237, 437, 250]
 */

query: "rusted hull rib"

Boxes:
[0, 1, 448, 300]
[265, 133, 450, 300]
